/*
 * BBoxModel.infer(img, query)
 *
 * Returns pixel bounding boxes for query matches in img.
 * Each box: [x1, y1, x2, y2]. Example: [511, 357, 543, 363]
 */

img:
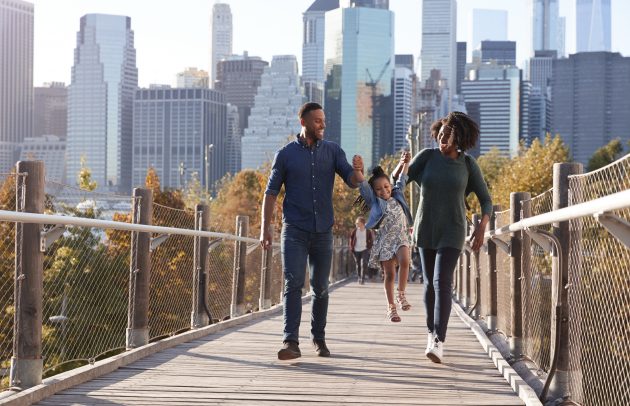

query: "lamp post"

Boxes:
[204, 144, 214, 194]
[406, 112, 425, 215]
[179, 162, 186, 190]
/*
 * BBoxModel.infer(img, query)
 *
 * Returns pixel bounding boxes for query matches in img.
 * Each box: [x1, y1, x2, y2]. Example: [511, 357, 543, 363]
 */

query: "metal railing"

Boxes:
[0, 161, 352, 393]
[456, 155, 630, 406]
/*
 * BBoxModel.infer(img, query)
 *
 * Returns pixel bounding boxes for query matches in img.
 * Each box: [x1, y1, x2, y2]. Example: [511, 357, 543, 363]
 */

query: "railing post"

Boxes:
[231, 215, 248, 317]
[509, 192, 529, 356]
[463, 225, 471, 308]
[126, 188, 152, 349]
[259, 244, 273, 310]
[548, 162, 582, 400]
[471, 214, 481, 318]
[11, 161, 44, 389]
[486, 205, 501, 330]
[191, 204, 210, 328]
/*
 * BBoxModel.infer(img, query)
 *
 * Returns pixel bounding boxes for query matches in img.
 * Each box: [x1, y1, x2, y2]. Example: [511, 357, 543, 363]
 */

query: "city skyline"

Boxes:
[31, 0, 630, 87]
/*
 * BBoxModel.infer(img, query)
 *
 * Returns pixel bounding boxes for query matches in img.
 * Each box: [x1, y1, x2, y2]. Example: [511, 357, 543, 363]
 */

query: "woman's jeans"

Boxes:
[420, 247, 461, 343]
[281, 224, 333, 344]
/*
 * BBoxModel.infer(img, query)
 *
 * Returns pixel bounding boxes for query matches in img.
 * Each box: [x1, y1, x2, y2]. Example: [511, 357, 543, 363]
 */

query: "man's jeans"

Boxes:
[281, 223, 333, 343]
[419, 247, 461, 343]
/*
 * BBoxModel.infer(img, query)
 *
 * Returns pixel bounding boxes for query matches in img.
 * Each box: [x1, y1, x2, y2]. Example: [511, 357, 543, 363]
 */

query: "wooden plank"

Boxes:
[36, 282, 524, 405]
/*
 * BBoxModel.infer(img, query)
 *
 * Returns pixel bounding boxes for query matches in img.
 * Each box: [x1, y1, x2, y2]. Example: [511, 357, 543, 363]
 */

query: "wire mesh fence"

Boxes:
[521, 189, 553, 373]
[494, 209, 512, 338]
[0, 172, 26, 390]
[244, 245, 263, 312]
[149, 203, 196, 340]
[40, 183, 134, 377]
[566, 156, 630, 406]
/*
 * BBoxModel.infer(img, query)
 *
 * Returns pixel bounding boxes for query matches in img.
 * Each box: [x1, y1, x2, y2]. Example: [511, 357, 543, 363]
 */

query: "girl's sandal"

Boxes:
[397, 289, 411, 311]
[387, 304, 401, 322]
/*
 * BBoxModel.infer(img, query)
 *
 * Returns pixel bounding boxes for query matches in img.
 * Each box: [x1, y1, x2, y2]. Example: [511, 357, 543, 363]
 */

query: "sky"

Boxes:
[32, 0, 630, 87]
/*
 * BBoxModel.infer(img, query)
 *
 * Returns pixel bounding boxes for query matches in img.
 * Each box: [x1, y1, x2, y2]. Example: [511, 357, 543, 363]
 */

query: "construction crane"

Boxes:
[365, 58, 392, 163]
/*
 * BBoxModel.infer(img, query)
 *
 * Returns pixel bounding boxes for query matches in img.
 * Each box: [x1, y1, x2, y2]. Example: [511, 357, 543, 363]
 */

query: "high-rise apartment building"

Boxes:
[462, 64, 521, 157]
[66, 14, 138, 192]
[302, 0, 339, 104]
[210, 3, 232, 87]
[34, 82, 67, 139]
[19, 135, 66, 182]
[324, 1, 394, 168]
[417, 70, 449, 150]
[529, 50, 556, 93]
[241, 55, 304, 170]
[456, 42, 467, 95]
[552, 52, 630, 164]
[132, 87, 226, 191]
[0, 0, 33, 173]
[176, 67, 209, 88]
[576, 0, 611, 52]
[481, 41, 516, 66]
[224, 104, 241, 174]
[420, 0, 456, 107]
[471, 9, 507, 51]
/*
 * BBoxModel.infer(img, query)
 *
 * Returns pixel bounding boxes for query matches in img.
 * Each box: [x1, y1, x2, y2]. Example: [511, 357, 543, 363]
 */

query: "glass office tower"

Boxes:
[67, 14, 137, 192]
[324, 4, 394, 168]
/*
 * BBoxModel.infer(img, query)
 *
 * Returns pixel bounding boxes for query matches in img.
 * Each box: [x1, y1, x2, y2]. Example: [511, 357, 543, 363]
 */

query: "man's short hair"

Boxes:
[298, 102, 323, 119]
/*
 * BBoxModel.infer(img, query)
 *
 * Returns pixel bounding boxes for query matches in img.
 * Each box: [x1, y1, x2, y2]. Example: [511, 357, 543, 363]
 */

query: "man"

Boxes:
[260, 102, 363, 360]
[350, 216, 373, 284]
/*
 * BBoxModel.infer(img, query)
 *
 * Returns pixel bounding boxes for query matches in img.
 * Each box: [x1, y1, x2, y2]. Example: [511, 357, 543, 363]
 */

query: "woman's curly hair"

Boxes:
[353, 166, 390, 213]
[430, 111, 480, 152]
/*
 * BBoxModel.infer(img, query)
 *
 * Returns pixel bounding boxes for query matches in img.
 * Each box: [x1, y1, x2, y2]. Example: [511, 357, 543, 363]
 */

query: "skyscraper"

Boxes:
[462, 64, 521, 157]
[33, 82, 67, 139]
[215, 53, 268, 133]
[532, 0, 560, 52]
[241, 55, 304, 170]
[132, 87, 226, 191]
[420, 0, 456, 106]
[210, 3, 233, 87]
[324, 1, 394, 168]
[393, 65, 414, 153]
[302, 0, 339, 104]
[66, 14, 138, 192]
[576, 0, 611, 52]
[471, 9, 507, 51]
[0, 0, 33, 173]
[456, 42, 467, 95]
[552, 52, 630, 164]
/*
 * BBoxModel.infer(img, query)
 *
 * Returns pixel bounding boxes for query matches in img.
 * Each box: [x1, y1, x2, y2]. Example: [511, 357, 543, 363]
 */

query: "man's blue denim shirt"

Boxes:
[265, 135, 356, 233]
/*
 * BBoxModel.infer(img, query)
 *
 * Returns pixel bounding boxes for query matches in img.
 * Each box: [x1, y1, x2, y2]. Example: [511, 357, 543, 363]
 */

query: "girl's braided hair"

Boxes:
[430, 111, 480, 152]
[353, 166, 390, 213]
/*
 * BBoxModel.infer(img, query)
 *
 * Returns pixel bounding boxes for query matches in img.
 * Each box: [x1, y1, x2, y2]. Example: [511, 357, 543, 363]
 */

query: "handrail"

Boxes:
[486, 189, 630, 239]
[0, 209, 260, 244]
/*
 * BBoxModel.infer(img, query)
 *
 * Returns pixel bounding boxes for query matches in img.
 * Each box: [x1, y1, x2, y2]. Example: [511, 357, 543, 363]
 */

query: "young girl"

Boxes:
[353, 151, 413, 322]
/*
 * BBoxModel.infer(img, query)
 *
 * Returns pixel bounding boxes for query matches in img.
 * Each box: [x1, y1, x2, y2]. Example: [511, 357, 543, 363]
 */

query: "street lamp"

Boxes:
[204, 144, 214, 194]
[179, 162, 186, 190]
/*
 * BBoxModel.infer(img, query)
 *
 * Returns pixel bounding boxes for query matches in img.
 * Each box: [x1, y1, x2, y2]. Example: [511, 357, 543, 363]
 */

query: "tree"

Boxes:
[77, 156, 97, 191]
[490, 135, 569, 210]
[587, 138, 624, 172]
[183, 171, 212, 210]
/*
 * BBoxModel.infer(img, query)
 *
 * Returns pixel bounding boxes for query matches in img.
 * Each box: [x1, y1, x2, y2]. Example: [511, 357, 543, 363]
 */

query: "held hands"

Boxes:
[400, 150, 411, 164]
[352, 155, 365, 183]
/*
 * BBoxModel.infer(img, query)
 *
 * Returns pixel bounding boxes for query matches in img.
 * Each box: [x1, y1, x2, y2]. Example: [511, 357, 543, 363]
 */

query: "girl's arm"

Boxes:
[393, 151, 411, 190]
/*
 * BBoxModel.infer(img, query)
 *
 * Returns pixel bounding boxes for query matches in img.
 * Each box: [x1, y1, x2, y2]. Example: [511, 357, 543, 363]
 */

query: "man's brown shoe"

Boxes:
[312, 339, 330, 357]
[277, 341, 301, 360]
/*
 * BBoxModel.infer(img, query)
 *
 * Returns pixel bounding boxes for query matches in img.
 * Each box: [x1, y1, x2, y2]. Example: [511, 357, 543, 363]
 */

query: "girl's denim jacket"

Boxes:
[359, 173, 413, 230]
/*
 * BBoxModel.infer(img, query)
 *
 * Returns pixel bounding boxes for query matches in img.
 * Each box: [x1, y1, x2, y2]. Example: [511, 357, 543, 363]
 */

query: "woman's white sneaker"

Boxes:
[424, 332, 434, 355]
[426, 337, 443, 363]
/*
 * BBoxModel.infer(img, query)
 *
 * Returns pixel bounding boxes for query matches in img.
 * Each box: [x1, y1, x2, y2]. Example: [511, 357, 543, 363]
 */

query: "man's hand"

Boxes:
[260, 226, 273, 250]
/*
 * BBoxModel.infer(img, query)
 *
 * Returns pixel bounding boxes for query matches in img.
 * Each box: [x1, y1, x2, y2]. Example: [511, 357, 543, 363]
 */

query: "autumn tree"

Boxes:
[183, 171, 212, 210]
[490, 135, 569, 209]
[587, 138, 625, 172]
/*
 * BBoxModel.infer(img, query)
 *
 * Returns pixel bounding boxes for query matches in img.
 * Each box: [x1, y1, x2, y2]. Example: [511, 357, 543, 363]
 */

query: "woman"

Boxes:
[407, 111, 492, 363]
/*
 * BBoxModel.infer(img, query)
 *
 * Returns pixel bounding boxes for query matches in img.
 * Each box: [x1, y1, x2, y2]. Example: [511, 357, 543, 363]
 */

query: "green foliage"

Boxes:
[587, 138, 624, 172]
[77, 156, 97, 191]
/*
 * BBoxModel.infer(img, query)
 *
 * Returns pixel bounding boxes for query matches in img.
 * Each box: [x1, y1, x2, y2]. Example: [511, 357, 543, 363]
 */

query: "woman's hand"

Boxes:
[469, 215, 490, 251]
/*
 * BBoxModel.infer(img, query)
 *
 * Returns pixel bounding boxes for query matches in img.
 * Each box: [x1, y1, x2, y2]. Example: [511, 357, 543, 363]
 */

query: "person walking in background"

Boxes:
[260, 102, 364, 360]
[353, 151, 414, 322]
[407, 111, 492, 363]
[350, 216, 373, 284]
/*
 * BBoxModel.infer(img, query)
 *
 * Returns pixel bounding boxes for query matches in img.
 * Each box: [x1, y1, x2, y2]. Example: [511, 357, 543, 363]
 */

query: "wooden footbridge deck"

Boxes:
[32, 281, 533, 405]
